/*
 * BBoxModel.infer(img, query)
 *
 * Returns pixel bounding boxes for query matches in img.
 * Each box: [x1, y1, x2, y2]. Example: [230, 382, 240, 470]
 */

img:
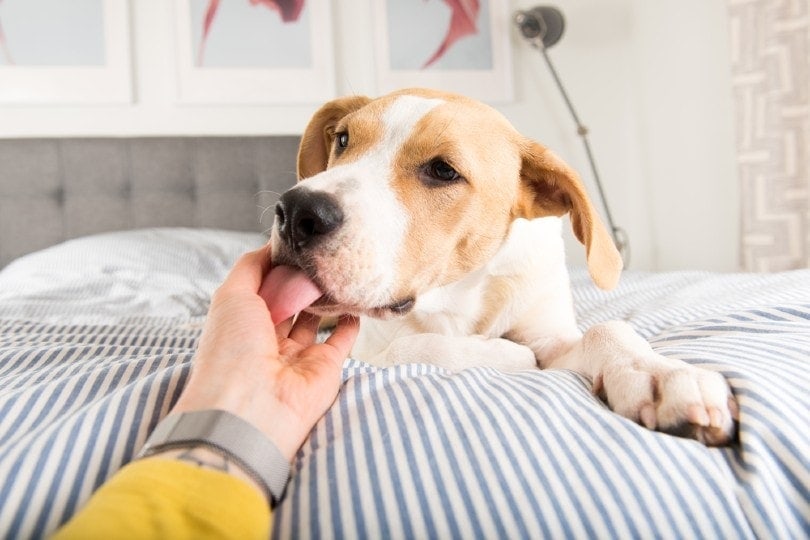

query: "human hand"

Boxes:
[171, 246, 359, 462]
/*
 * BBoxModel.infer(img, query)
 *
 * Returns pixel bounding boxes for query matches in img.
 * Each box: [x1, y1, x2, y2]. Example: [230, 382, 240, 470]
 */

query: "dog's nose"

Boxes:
[275, 189, 344, 250]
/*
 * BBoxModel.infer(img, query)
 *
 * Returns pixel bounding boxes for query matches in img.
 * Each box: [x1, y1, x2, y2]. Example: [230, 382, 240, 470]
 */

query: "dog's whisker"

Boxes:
[258, 204, 278, 225]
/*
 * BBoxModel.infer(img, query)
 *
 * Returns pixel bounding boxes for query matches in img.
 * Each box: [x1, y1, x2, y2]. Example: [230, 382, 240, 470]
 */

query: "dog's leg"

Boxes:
[546, 321, 738, 445]
[370, 334, 537, 372]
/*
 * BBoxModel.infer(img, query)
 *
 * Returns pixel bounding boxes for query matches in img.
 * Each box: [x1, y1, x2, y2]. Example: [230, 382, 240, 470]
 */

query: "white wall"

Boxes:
[0, 0, 739, 272]
[506, 0, 739, 272]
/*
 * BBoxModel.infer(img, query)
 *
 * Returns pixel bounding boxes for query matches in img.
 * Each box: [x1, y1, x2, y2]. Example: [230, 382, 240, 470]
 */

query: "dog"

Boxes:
[265, 88, 737, 446]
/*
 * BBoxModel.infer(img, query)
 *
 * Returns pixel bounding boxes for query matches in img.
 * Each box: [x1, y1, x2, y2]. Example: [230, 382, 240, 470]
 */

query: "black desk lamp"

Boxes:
[515, 6, 630, 264]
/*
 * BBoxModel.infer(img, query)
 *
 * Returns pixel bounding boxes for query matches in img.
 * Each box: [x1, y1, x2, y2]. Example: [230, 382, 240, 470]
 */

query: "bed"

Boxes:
[0, 138, 808, 539]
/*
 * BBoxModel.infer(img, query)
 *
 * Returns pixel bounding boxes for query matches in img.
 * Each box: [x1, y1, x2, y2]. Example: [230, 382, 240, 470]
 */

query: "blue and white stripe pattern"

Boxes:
[0, 230, 808, 538]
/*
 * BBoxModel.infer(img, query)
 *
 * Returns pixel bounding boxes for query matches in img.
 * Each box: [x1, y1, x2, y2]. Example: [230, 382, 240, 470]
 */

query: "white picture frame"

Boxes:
[173, 0, 335, 104]
[373, 0, 513, 103]
[0, 0, 131, 104]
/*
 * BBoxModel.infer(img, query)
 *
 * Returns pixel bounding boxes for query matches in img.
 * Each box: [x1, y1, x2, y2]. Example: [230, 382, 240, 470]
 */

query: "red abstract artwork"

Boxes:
[197, 0, 305, 66]
[423, 0, 480, 69]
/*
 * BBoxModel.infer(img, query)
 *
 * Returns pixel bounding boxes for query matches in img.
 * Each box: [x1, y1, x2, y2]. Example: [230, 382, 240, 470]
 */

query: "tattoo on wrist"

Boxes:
[175, 446, 232, 473]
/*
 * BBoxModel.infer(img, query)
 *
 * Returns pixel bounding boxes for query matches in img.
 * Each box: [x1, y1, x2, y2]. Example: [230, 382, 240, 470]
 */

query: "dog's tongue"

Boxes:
[259, 265, 323, 323]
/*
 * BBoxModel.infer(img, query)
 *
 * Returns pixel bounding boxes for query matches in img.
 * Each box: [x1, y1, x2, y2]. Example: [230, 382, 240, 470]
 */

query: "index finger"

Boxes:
[324, 315, 360, 361]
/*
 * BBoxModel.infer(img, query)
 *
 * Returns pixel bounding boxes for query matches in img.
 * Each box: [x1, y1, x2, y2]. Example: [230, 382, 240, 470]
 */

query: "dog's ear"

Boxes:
[297, 95, 372, 179]
[514, 139, 623, 290]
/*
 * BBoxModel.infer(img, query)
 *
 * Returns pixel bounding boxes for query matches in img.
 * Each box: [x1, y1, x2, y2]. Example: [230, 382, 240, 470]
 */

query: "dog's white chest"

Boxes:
[351, 217, 570, 362]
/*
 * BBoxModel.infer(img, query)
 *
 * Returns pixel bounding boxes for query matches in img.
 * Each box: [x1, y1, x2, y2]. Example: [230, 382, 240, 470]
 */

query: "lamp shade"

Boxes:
[514, 6, 565, 49]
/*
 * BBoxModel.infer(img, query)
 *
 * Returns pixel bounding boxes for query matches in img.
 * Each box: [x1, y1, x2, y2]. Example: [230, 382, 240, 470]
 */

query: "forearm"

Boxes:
[52, 452, 272, 540]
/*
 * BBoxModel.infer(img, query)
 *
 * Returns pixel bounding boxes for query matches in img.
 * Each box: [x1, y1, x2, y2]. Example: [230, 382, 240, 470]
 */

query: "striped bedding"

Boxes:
[0, 229, 808, 538]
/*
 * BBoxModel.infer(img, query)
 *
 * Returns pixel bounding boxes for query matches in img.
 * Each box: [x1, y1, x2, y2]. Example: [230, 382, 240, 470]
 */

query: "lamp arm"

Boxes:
[531, 41, 631, 265]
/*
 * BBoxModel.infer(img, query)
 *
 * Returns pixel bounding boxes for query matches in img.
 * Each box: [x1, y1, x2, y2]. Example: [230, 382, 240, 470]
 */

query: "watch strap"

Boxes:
[138, 409, 290, 506]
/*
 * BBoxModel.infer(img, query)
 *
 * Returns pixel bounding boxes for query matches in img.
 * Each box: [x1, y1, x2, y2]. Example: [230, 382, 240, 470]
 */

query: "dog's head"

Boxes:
[269, 88, 621, 319]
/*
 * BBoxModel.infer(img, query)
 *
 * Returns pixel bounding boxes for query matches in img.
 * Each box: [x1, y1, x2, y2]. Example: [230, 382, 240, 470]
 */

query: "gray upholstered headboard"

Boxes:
[0, 136, 301, 267]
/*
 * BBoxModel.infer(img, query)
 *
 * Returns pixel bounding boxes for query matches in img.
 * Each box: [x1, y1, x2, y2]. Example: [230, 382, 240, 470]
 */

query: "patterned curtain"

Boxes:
[728, 0, 810, 271]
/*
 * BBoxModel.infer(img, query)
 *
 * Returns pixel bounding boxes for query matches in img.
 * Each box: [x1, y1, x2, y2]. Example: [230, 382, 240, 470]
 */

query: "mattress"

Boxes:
[0, 228, 808, 538]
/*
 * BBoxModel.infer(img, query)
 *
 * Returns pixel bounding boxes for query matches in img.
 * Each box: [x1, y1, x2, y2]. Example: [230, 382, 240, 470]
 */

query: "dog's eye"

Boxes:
[427, 159, 459, 182]
[336, 132, 349, 149]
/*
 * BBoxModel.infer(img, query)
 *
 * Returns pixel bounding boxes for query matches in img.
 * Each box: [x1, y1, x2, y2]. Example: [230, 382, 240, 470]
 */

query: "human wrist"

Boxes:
[170, 402, 306, 463]
[138, 410, 291, 506]
[171, 381, 315, 463]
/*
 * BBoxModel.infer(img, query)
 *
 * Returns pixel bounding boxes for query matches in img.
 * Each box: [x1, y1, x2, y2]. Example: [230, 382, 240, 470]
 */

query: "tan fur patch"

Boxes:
[473, 275, 518, 335]
[327, 106, 386, 168]
[386, 96, 522, 300]
[513, 141, 623, 290]
[297, 95, 371, 179]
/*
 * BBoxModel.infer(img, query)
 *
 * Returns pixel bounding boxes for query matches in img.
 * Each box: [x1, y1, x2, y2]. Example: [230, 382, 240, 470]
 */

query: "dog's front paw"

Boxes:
[595, 356, 739, 446]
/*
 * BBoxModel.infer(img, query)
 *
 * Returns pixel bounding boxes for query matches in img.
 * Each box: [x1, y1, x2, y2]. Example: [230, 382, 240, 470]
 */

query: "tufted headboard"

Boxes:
[0, 136, 301, 267]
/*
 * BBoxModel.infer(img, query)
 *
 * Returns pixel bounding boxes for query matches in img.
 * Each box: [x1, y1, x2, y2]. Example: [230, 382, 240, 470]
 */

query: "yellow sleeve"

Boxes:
[52, 458, 272, 540]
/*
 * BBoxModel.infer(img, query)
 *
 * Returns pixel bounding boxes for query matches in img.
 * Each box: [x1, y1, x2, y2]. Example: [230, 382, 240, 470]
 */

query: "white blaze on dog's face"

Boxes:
[271, 88, 622, 319]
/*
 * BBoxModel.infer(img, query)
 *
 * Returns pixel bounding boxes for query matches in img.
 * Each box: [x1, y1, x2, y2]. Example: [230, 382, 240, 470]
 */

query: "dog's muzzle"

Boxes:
[275, 188, 344, 251]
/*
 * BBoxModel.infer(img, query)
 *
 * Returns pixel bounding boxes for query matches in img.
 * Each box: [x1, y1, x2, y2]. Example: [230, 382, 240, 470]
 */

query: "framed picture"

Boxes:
[373, 0, 513, 102]
[0, 0, 131, 104]
[174, 0, 335, 104]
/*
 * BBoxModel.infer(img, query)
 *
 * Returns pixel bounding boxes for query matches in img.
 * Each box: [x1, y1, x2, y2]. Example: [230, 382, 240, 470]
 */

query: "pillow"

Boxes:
[0, 228, 266, 322]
